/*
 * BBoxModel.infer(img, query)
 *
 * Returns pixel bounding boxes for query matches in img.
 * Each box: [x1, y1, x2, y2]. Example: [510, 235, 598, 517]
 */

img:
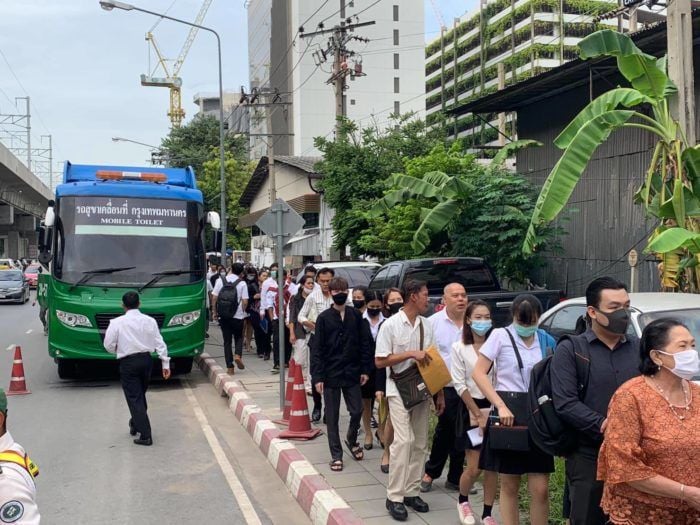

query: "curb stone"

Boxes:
[195, 353, 363, 525]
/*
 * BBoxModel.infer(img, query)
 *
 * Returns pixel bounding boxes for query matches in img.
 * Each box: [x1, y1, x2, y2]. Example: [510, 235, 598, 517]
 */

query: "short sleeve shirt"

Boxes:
[212, 275, 249, 319]
[479, 325, 542, 392]
[375, 310, 435, 398]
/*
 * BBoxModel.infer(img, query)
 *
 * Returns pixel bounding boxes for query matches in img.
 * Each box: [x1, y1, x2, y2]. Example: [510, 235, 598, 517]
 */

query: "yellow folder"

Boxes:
[417, 345, 452, 395]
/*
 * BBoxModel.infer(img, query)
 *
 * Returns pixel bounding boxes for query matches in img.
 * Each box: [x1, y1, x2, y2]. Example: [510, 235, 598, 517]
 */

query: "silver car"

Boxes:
[0, 270, 31, 304]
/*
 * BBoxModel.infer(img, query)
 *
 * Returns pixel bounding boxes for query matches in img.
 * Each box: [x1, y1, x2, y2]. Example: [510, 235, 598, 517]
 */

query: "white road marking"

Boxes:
[183, 382, 262, 525]
[25, 330, 32, 334]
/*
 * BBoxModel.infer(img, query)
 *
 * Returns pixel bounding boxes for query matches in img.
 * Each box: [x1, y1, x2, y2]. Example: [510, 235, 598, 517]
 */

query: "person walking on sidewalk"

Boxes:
[104, 291, 171, 446]
[265, 269, 291, 373]
[421, 283, 469, 493]
[375, 279, 445, 522]
[311, 276, 373, 472]
[288, 275, 315, 393]
[212, 263, 249, 375]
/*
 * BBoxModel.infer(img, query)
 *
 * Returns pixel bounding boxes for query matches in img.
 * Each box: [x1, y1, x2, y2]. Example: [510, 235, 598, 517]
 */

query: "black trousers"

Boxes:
[249, 312, 269, 357]
[424, 387, 465, 484]
[324, 384, 363, 461]
[271, 319, 291, 367]
[119, 353, 153, 439]
[219, 317, 244, 368]
[566, 446, 608, 525]
[309, 334, 322, 411]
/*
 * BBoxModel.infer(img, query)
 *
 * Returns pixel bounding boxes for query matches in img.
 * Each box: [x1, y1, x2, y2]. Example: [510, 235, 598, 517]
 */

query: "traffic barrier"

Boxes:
[7, 346, 30, 395]
[274, 359, 296, 426]
[279, 362, 321, 440]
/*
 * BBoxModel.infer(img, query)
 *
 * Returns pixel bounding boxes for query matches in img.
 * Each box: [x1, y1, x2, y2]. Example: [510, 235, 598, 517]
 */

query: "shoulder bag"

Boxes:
[488, 328, 531, 452]
[390, 320, 432, 410]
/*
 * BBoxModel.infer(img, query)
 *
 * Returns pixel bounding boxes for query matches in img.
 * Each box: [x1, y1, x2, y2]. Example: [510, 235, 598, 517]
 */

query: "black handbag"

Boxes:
[390, 321, 432, 410]
[488, 329, 531, 452]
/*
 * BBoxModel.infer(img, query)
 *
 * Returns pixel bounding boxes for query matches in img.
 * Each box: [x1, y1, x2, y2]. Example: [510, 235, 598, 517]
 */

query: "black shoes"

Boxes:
[129, 420, 137, 436]
[386, 499, 408, 521]
[311, 406, 322, 423]
[133, 437, 153, 446]
[404, 496, 429, 513]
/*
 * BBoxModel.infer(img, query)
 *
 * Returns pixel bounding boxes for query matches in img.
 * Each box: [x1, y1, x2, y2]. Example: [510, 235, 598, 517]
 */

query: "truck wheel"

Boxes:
[172, 357, 193, 375]
[57, 359, 76, 379]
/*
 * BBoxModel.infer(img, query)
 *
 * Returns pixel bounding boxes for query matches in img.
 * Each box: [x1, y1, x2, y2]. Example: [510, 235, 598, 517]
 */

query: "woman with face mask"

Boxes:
[471, 294, 556, 525]
[355, 287, 377, 450]
[288, 276, 316, 394]
[450, 300, 499, 525]
[597, 318, 700, 524]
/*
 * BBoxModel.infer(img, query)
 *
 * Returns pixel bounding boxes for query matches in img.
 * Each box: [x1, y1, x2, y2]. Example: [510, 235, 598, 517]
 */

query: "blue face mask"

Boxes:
[514, 323, 538, 338]
[471, 320, 492, 336]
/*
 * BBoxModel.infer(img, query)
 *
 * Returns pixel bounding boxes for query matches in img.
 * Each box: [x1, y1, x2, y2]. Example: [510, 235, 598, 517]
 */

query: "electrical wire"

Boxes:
[350, 0, 384, 18]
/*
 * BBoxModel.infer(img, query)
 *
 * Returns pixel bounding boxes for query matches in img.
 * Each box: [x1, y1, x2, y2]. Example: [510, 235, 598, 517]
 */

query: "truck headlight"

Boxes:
[56, 309, 93, 328]
[168, 310, 201, 327]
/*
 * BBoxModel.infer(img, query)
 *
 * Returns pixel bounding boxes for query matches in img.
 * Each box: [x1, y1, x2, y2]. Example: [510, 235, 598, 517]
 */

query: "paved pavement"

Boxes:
[204, 328, 504, 525]
[0, 301, 311, 525]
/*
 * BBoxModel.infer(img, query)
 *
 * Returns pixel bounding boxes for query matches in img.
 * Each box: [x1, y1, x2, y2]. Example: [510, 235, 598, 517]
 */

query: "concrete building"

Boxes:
[192, 92, 249, 134]
[424, 0, 661, 148]
[246, 0, 425, 157]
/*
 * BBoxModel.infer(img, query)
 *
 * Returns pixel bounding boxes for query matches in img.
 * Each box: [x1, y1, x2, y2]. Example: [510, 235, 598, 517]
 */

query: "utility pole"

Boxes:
[667, 0, 696, 145]
[300, 10, 374, 138]
[20, 97, 30, 171]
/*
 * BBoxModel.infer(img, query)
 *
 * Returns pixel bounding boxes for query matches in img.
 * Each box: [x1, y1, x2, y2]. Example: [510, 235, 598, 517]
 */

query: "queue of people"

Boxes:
[206, 261, 700, 524]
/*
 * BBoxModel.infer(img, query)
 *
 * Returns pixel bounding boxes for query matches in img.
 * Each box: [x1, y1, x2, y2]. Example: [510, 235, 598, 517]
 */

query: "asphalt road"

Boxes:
[0, 300, 310, 525]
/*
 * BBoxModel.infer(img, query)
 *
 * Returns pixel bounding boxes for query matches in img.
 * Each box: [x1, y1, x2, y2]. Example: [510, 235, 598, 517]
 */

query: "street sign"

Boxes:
[255, 198, 305, 239]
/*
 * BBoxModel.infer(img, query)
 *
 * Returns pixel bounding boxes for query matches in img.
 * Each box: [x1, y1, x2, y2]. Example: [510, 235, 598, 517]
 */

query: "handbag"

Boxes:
[488, 329, 531, 452]
[390, 321, 432, 410]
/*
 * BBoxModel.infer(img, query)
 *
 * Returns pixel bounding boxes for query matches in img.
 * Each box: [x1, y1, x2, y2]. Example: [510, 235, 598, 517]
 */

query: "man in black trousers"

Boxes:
[104, 291, 171, 446]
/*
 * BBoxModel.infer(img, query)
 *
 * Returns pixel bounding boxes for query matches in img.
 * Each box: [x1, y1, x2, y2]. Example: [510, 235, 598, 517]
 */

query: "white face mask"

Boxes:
[656, 349, 700, 380]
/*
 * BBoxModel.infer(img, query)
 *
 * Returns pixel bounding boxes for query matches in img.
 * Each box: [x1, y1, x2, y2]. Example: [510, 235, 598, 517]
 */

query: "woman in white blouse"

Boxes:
[451, 299, 499, 525]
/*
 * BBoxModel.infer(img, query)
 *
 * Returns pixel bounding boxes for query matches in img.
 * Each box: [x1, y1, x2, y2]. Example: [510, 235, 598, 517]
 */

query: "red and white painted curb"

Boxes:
[196, 353, 363, 525]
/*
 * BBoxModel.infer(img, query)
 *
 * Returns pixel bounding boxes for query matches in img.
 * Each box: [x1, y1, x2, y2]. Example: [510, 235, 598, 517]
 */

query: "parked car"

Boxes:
[0, 269, 30, 303]
[366, 257, 564, 326]
[0, 258, 20, 270]
[24, 264, 42, 288]
[297, 261, 381, 289]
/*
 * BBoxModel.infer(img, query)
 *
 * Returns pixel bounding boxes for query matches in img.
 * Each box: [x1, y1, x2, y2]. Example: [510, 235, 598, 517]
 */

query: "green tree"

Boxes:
[315, 116, 446, 256]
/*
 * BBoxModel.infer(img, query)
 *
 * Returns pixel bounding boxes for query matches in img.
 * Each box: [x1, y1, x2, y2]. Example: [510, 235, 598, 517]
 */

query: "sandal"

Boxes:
[345, 440, 364, 461]
[330, 459, 343, 472]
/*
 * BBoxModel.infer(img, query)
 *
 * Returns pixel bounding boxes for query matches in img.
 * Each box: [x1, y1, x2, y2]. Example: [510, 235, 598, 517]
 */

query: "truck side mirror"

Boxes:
[207, 211, 221, 230]
[37, 225, 53, 265]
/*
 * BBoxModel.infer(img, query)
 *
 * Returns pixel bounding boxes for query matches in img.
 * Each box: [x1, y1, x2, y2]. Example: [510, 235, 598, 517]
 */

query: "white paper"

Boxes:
[467, 427, 483, 447]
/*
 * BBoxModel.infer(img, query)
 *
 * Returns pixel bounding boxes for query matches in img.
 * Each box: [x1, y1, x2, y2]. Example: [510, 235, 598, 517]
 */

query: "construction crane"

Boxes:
[430, 0, 447, 31]
[141, 0, 213, 127]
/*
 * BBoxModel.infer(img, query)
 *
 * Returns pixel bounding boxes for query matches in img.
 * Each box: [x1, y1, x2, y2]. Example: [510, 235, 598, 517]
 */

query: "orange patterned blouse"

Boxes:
[597, 376, 700, 525]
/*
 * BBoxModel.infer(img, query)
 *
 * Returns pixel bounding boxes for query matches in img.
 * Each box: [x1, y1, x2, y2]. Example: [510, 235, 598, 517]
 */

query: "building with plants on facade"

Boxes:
[425, 0, 661, 149]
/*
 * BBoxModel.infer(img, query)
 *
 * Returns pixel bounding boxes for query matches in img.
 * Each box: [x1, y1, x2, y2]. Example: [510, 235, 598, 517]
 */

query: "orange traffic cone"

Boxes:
[274, 359, 297, 425]
[7, 346, 30, 395]
[279, 361, 322, 440]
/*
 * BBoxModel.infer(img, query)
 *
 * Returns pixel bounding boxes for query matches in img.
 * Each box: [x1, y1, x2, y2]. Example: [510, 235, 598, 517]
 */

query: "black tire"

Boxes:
[172, 357, 194, 375]
[57, 359, 76, 379]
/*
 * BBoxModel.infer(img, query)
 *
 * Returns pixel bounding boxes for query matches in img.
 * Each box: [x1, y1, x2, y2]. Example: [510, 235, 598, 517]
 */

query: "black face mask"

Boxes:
[367, 307, 382, 318]
[352, 300, 366, 309]
[596, 307, 630, 335]
[332, 292, 348, 305]
[388, 303, 403, 315]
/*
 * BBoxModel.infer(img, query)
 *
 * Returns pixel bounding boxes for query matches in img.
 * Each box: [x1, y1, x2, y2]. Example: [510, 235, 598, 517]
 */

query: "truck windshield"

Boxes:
[53, 196, 204, 287]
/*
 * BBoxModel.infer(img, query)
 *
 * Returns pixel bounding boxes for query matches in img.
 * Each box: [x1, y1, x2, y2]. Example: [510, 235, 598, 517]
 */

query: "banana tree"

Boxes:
[522, 29, 700, 291]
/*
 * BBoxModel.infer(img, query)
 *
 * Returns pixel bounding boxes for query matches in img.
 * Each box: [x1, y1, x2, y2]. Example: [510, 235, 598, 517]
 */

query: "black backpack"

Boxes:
[527, 334, 591, 457]
[216, 277, 241, 319]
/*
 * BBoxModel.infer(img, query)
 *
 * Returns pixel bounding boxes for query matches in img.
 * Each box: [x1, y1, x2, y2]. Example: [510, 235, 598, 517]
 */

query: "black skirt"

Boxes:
[455, 397, 491, 451]
[360, 373, 376, 399]
[478, 420, 555, 475]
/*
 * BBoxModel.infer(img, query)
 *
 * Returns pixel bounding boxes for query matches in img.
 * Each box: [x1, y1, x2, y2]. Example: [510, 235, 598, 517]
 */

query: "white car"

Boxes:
[539, 293, 700, 380]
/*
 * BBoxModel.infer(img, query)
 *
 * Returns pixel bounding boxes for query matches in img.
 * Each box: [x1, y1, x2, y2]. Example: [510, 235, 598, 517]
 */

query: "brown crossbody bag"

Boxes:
[390, 320, 432, 410]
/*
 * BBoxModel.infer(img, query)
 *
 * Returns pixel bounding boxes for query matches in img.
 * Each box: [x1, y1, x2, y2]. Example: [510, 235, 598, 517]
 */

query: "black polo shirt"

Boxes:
[550, 328, 640, 448]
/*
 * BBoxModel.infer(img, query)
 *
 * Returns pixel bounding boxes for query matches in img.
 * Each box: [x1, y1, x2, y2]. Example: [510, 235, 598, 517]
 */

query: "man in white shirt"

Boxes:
[0, 389, 41, 525]
[259, 263, 278, 318]
[422, 283, 468, 493]
[104, 291, 170, 446]
[288, 264, 317, 296]
[212, 263, 249, 375]
[375, 280, 445, 521]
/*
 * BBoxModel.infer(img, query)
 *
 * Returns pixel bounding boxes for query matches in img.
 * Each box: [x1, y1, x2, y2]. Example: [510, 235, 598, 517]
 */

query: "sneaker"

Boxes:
[370, 416, 378, 428]
[457, 501, 476, 525]
[419, 478, 433, 493]
[482, 517, 499, 525]
[271, 364, 280, 374]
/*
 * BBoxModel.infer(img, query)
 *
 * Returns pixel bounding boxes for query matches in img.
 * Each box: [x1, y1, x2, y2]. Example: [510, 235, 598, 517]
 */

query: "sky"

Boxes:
[0, 0, 475, 179]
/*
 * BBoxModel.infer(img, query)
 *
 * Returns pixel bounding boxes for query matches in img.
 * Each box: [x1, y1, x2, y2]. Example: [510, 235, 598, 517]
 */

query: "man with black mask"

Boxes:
[550, 276, 640, 525]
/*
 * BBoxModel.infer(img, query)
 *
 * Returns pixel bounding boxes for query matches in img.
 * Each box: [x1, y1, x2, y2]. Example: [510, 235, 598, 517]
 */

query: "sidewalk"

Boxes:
[202, 330, 502, 525]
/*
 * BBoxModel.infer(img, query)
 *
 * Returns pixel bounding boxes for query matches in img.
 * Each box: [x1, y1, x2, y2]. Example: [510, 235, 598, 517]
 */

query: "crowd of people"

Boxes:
[207, 261, 700, 525]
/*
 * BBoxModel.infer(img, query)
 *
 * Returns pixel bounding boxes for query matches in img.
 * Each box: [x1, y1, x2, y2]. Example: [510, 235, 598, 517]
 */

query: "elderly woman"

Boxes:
[598, 318, 700, 524]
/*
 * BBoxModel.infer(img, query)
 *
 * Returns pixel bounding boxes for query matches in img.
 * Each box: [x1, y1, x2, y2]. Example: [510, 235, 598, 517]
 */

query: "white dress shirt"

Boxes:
[212, 275, 249, 319]
[104, 309, 170, 370]
[479, 325, 542, 393]
[451, 341, 493, 400]
[0, 431, 40, 525]
[260, 276, 276, 313]
[429, 308, 463, 388]
[374, 310, 435, 398]
[363, 310, 385, 341]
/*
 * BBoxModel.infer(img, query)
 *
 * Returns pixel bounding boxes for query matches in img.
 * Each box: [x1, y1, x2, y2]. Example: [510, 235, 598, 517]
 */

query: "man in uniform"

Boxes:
[0, 388, 41, 524]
